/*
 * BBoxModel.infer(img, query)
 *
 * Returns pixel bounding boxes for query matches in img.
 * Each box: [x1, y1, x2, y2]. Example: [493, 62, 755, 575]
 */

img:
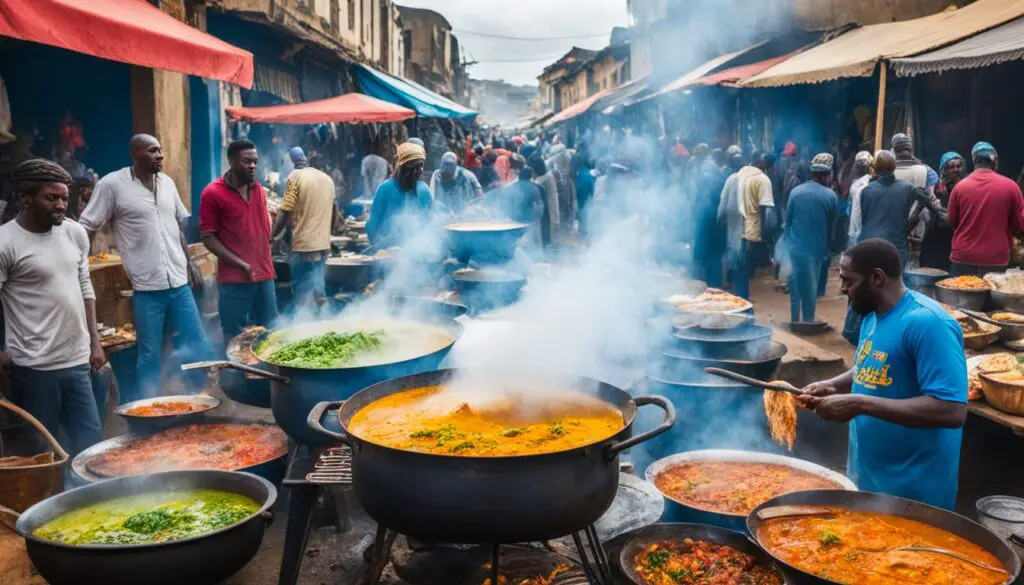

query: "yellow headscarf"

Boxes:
[395, 142, 426, 169]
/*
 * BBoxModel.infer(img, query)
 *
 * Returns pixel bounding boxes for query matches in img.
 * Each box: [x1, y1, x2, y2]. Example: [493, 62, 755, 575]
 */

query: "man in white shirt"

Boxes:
[79, 135, 213, 400]
[0, 159, 105, 456]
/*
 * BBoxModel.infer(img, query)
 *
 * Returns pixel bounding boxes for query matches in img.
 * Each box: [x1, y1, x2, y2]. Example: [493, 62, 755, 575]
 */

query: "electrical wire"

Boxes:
[454, 29, 610, 41]
[470, 54, 571, 63]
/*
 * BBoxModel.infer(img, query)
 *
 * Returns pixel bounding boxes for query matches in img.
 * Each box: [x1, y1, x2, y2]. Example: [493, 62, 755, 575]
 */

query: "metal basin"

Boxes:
[991, 289, 1024, 313]
[645, 449, 856, 532]
[451, 268, 527, 313]
[113, 394, 221, 434]
[306, 368, 675, 544]
[325, 257, 377, 292]
[445, 221, 528, 264]
[660, 341, 787, 382]
[935, 283, 990, 311]
[671, 323, 773, 360]
[11, 470, 276, 585]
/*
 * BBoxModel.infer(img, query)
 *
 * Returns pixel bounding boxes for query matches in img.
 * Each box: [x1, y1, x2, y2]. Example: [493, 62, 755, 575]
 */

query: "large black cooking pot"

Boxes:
[451, 268, 528, 313]
[185, 315, 462, 446]
[660, 340, 788, 382]
[671, 323, 773, 360]
[445, 221, 528, 264]
[325, 257, 378, 292]
[306, 369, 676, 544]
[10, 470, 276, 585]
[748, 490, 1023, 585]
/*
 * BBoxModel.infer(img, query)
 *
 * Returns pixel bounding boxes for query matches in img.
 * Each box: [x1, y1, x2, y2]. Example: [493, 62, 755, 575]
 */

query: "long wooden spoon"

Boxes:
[894, 546, 1008, 576]
[703, 368, 803, 396]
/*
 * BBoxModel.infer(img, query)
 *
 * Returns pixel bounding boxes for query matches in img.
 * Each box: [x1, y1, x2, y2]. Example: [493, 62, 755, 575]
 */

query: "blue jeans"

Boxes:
[11, 364, 100, 457]
[727, 240, 755, 300]
[218, 281, 279, 347]
[290, 251, 328, 311]
[131, 285, 215, 400]
[789, 252, 821, 323]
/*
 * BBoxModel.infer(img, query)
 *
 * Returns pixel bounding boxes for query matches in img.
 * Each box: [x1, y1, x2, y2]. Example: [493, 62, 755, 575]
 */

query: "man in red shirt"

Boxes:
[948, 142, 1024, 276]
[199, 139, 278, 345]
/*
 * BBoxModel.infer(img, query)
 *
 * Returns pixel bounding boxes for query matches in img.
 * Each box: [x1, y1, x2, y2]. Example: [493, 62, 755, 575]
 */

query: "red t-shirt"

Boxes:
[948, 169, 1024, 266]
[199, 176, 276, 284]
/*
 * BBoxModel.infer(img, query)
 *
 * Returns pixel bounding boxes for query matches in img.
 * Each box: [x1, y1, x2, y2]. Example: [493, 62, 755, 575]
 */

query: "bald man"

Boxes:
[80, 135, 214, 401]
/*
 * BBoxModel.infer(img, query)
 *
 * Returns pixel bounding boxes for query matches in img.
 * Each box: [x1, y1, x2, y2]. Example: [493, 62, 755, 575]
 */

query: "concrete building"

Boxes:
[537, 48, 598, 112]
[469, 79, 538, 127]
[536, 36, 630, 114]
[395, 5, 469, 104]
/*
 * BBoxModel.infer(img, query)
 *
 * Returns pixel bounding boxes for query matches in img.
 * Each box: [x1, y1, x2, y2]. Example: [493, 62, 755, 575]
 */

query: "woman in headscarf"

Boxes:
[919, 152, 965, 271]
[546, 144, 577, 237]
[494, 154, 512, 186]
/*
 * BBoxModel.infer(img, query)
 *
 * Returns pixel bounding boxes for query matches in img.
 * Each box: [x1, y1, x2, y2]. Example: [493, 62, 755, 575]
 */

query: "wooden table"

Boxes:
[969, 401, 1024, 436]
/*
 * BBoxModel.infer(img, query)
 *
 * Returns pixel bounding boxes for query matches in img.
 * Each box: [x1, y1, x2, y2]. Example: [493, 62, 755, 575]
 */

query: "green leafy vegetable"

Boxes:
[646, 549, 671, 569]
[819, 529, 842, 548]
[500, 427, 526, 438]
[549, 421, 566, 436]
[449, 441, 476, 453]
[269, 330, 384, 368]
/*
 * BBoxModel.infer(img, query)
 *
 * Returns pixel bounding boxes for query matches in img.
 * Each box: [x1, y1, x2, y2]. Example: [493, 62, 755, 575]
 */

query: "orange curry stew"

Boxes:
[635, 539, 783, 585]
[757, 508, 1006, 585]
[654, 461, 843, 516]
[346, 385, 624, 456]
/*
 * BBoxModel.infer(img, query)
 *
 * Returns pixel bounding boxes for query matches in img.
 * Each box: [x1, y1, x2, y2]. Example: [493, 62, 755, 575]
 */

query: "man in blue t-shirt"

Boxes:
[800, 238, 968, 510]
[784, 152, 838, 323]
[366, 142, 433, 248]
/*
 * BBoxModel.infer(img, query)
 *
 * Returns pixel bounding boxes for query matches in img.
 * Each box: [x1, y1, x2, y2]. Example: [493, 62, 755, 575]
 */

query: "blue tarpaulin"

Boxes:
[353, 64, 477, 122]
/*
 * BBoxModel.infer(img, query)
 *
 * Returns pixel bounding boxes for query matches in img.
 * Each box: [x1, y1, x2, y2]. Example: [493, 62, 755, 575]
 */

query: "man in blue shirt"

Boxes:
[801, 238, 967, 510]
[784, 152, 838, 323]
[366, 142, 433, 248]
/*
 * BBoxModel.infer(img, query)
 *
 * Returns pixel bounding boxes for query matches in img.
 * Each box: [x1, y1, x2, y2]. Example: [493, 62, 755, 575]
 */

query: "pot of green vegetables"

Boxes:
[10, 469, 276, 585]
[183, 315, 463, 445]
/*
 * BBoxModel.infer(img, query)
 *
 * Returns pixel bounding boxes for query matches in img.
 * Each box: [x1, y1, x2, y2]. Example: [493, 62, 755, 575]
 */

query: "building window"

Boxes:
[348, 0, 355, 31]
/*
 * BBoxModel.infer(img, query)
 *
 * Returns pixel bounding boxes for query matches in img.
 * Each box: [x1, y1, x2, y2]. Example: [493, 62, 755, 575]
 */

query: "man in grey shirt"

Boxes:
[0, 159, 106, 456]
[79, 135, 213, 400]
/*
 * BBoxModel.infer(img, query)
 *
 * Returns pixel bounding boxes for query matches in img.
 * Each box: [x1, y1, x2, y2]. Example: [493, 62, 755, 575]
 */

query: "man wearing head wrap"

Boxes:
[430, 152, 483, 214]
[366, 142, 432, 248]
[271, 146, 337, 310]
[784, 153, 839, 323]
[947, 142, 1024, 276]
[0, 159, 104, 456]
[918, 152, 965, 272]
[717, 151, 775, 300]
[847, 151, 874, 245]
[890, 134, 943, 243]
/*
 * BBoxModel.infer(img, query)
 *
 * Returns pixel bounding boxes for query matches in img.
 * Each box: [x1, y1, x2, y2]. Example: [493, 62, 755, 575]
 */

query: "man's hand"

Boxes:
[803, 394, 866, 423]
[188, 260, 205, 295]
[90, 340, 108, 370]
[240, 262, 255, 281]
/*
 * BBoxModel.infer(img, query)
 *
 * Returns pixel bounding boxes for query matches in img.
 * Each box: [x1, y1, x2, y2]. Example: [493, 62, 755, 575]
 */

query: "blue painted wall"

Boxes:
[0, 40, 132, 177]
[189, 77, 222, 241]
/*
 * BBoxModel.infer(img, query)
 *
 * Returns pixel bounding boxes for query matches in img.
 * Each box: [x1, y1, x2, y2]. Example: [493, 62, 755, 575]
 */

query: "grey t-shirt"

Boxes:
[79, 168, 189, 291]
[0, 219, 95, 370]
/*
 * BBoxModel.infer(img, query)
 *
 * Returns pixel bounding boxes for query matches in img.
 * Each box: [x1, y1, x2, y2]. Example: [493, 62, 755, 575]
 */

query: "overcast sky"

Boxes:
[396, 0, 629, 86]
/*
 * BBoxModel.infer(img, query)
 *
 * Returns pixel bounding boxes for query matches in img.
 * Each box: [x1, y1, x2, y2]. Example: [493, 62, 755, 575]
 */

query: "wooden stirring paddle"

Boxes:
[703, 368, 803, 396]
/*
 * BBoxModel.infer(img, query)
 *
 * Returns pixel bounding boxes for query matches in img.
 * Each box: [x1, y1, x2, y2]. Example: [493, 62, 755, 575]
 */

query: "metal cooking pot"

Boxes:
[991, 289, 1024, 314]
[185, 316, 463, 446]
[660, 341, 787, 382]
[9, 470, 276, 585]
[645, 449, 856, 531]
[325, 257, 378, 292]
[935, 284, 990, 311]
[71, 417, 288, 485]
[387, 294, 468, 320]
[671, 324, 773, 360]
[451, 268, 527, 313]
[306, 369, 675, 544]
[618, 523, 794, 585]
[445, 222, 528, 264]
[113, 394, 221, 435]
[748, 490, 1022, 585]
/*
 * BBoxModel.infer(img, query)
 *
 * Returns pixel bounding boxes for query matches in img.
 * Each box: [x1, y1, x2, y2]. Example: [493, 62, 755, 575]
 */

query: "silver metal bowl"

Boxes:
[991, 289, 1024, 313]
[114, 394, 221, 434]
[935, 284, 989, 311]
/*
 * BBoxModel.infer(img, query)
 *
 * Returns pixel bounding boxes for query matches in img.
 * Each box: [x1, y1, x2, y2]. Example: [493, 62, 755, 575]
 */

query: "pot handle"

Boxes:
[605, 395, 676, 461]
[181, 360, 290, 384]
[1012, 532, 1024, 548]
[259, 510, 274, 527]
[307, 401, 352, 445]
[0, 504, 21, 532]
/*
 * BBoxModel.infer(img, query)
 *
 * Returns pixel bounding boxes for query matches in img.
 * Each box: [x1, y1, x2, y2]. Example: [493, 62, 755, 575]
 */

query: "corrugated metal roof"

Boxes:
[641, 41, 769, 102]
[893, 15, 1024, 76]
[742, 0, 1024, 87]
[544, 88, 615, 127]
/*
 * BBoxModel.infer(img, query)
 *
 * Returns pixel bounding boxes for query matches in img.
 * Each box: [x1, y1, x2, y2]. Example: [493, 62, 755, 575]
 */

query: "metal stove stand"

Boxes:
[278, 445, 354, 585]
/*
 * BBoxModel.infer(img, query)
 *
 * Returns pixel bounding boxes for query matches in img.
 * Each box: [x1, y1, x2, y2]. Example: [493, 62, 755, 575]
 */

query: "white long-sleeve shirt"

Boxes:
[848, 174, 871, 244]
[0, 219, 94, 369]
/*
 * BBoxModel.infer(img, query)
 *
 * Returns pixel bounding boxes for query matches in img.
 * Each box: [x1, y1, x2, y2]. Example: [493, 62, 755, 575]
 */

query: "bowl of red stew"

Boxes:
[114, 394, 221, 434]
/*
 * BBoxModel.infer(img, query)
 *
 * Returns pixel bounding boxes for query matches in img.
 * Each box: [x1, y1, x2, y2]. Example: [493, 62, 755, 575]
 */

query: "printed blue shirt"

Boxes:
[849, 290, 967, 509]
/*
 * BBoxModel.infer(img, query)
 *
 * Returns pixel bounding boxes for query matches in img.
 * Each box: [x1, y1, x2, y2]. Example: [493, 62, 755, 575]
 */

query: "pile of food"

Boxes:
[122, 400, 210, 417]
[757, 507, 1007, 585]
[99, 323, 136, 347]
[968, 353, 1022, 400]
[653, 461, 844, 516]
[937, 276, 993, 291]
[991, 312, 1024, 324]
[667, 288, 750, 314]
[985, 271, 1024, 294]
[267, 330, 384, 368]
[33, 489, 260, 546]
[84, 423, 288, 478]
[347, 386, 624, 457]
[634, 539, 783, 585]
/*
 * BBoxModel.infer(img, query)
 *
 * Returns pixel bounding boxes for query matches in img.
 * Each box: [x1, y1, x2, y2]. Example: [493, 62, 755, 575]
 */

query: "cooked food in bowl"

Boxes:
[257, 319, 454, 369]
[654, 461, 843, 516]
[968, 353, 1021, 400]
[84, 423, 288, 478]
[937, 276, 992, 291]
[939, 303, 980, 333]
[984, 271, 1024, 294]
[634, 539, 783, 585]
[347, 385, 624, 456]
[992, 312, 1024, 323]
[123, 400, 211, 417]
[33, 489, 260, 546]
[757, 507, 1007, 585]
[667, 288, 750, 314]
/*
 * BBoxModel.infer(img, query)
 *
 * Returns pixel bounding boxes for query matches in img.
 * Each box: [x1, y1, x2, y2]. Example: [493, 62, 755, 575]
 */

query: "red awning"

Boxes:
[693, 52, 800, 87]
[0, 0, 254, 88]
[226, 94, 416, 124]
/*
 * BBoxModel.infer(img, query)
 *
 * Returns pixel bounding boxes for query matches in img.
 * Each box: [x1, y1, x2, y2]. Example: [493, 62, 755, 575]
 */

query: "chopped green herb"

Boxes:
[500, 427, 526, 438]
[410, 429, 438, 439]
[549, 421, 566, 436]
[449, 441, 476, 453]
[819, 529, 842, 548]
[268, 330, 384, 368]
[646, 549, 671, 569]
